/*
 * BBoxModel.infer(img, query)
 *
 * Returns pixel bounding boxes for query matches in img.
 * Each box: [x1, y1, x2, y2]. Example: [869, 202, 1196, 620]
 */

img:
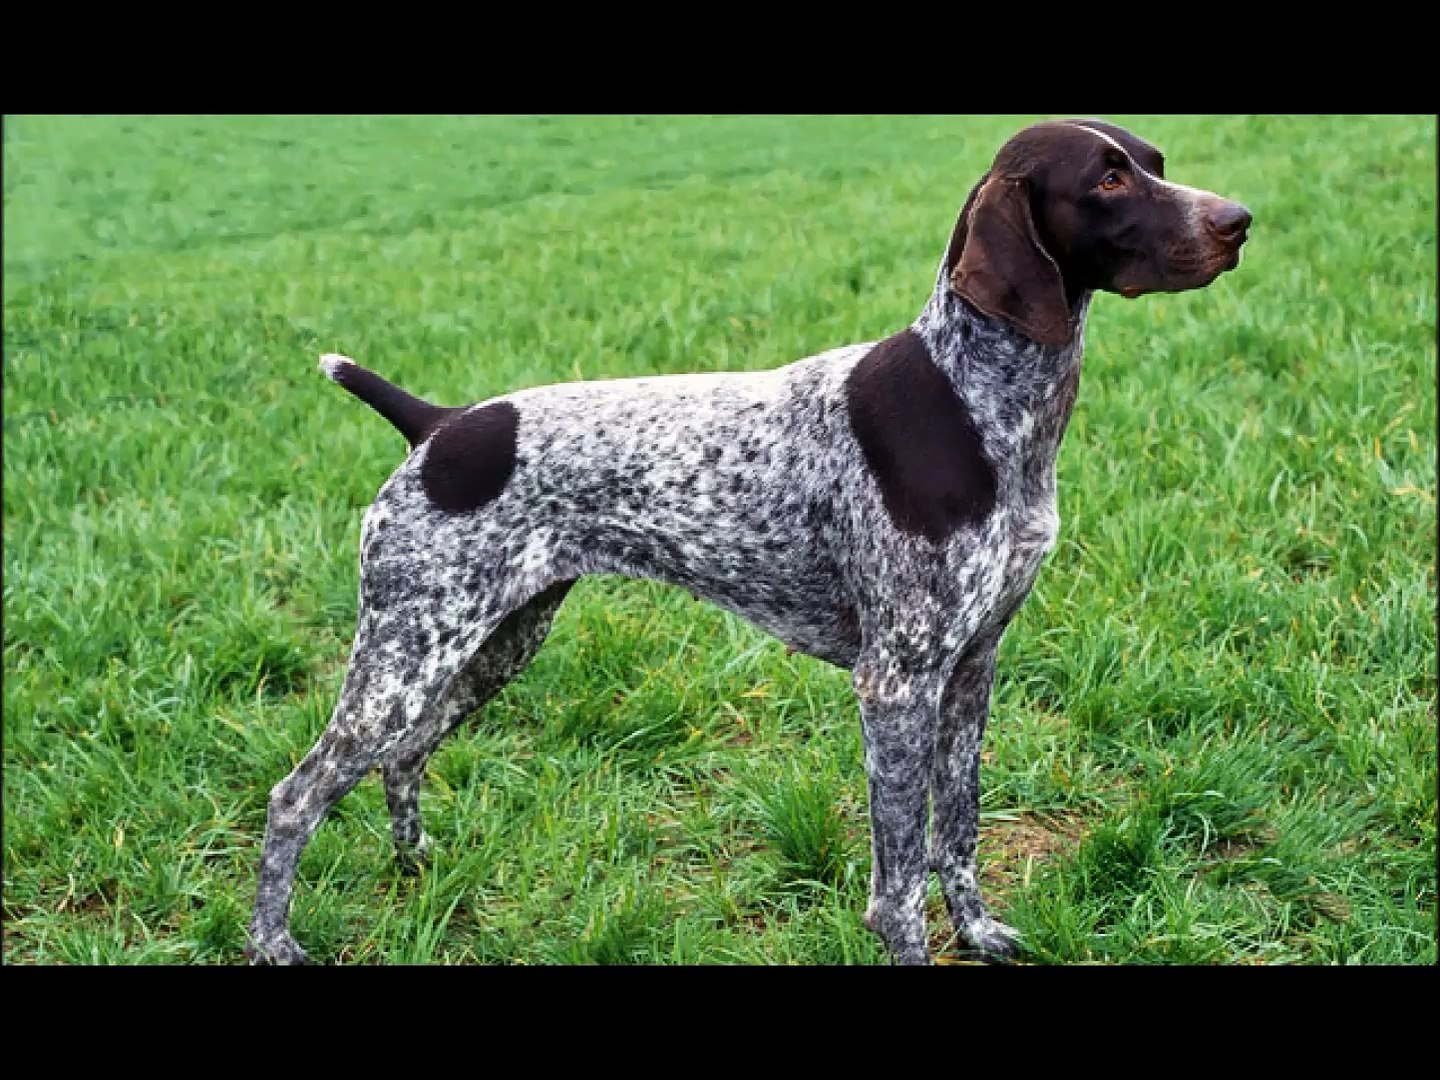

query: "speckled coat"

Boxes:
[246, 119, 1250, 965]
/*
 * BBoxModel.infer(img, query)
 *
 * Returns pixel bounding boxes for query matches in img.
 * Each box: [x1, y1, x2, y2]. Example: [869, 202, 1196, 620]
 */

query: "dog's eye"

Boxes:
[1098, 170, 1124, 192]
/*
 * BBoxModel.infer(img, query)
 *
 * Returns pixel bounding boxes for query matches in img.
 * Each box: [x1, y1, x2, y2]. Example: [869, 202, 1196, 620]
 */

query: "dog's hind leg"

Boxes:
[244, 576, 537, 965]
[381, 581, 573, 872]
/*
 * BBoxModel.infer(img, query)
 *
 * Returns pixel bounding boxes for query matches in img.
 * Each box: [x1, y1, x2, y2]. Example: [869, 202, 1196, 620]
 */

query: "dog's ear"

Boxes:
[948, 175, 1072, 348]
[943, 173, 988, 282]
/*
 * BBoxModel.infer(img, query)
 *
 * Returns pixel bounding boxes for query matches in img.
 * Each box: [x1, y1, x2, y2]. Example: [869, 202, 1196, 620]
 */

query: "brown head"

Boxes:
[945, 120, 1252, 346]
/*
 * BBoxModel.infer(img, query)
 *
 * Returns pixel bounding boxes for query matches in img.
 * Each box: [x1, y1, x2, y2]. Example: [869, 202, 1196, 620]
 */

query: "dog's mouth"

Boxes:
[1116, 237, 1248, 299]
[1208, 242, 1245, 280]
[1216, 227, 1249, 271]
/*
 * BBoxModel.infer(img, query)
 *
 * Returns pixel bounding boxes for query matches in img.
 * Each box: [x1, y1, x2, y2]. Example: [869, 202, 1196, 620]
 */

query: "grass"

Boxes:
[3, 114, 1435, 965]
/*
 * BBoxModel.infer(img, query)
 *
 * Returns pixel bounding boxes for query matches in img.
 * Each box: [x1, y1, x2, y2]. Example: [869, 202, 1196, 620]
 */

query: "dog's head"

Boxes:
[945, 119, 1252, 346]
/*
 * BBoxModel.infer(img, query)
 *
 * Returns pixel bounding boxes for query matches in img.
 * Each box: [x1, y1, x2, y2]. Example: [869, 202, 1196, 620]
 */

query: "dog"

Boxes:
[245, 119, 1251, 964]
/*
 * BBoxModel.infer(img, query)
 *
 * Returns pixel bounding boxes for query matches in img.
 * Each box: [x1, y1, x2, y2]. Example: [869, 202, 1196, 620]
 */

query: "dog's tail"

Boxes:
[319, 354, 456, 448]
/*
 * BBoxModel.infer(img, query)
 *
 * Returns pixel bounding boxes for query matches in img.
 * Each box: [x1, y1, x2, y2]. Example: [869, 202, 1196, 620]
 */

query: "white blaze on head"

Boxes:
[1068, 123, 1162, 183]
[1067, 123, 1213, 228]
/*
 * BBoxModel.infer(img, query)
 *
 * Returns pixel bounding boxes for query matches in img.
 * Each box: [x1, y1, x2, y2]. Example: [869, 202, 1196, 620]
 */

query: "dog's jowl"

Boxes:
[246, 120, 1250, 965]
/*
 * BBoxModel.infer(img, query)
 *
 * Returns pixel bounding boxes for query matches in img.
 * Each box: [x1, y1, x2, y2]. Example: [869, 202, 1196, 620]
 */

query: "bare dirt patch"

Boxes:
[929, 810, 1090, 961]
[979, 810, 1089, 898]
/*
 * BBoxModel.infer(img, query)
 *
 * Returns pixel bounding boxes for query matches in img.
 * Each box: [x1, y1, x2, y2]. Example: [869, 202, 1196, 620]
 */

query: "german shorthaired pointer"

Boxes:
[246, 119, 1251, 965]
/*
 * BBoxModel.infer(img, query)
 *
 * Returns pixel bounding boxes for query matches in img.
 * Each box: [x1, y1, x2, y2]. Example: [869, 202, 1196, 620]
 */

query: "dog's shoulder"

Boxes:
[843, 329, 997, 543]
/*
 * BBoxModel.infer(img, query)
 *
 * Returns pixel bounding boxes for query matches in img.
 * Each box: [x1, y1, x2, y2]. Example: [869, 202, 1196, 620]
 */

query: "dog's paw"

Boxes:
[394, 831, 434, 877]
[888, 944, 934, 966]
[865, 899, 933, 965]
[960, 917, 1022, 964]
[244, 930, 310, 966]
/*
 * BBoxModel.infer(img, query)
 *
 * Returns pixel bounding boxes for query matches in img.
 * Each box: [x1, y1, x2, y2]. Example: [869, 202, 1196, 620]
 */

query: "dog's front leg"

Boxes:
[929, 631, 1021, 962]
[853, 646, 945, 965]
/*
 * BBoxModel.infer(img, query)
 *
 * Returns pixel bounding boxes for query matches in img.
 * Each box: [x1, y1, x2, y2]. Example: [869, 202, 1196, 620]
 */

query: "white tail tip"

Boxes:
[319, 353, 353, 381]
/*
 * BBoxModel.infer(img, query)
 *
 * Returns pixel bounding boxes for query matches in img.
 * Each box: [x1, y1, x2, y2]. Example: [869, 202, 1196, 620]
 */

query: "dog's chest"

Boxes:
[1007, 495, 1059, 578]
[981, 383, 1074, 623]
[976, 496, 1061, 629]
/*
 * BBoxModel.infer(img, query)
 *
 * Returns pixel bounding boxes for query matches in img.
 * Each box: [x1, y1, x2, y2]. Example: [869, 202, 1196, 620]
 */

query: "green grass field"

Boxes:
[3, 115, 1435, 965]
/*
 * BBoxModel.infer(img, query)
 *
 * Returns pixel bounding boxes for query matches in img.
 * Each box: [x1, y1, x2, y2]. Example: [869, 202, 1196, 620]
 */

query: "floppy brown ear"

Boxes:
[943, 173, 988, 280]
[948, 175, 1072, 348]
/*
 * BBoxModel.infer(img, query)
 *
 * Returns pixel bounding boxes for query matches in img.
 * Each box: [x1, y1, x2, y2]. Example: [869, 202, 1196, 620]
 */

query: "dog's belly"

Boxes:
[561, 515, 863, 669]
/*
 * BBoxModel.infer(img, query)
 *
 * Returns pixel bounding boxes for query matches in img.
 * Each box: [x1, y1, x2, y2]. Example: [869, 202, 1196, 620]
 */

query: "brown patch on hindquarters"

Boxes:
[844, 329, 997, 543]
[421, 401, 521, 513]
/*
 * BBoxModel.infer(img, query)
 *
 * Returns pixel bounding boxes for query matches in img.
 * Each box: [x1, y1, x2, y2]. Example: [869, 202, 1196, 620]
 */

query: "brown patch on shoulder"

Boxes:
[845, 329, 997, 543]
[421, 401, 520, 513]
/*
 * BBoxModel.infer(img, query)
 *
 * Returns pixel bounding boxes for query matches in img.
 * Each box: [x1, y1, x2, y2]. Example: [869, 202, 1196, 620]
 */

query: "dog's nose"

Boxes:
[1207, 201, 1252, 240]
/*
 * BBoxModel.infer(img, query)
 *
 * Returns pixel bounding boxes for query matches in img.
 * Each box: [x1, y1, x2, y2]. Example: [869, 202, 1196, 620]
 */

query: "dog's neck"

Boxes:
[911, 267, 1090, 489]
